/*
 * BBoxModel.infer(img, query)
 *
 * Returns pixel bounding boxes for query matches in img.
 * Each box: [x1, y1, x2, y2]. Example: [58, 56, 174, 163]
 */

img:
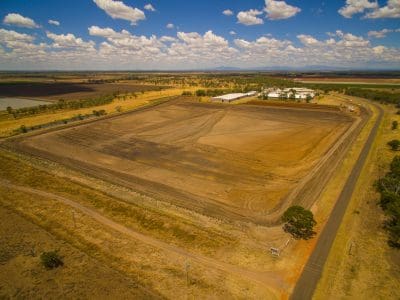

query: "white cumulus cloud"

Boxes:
[368, 28, 393, 38]
[364, 0, 400, 18]
[144, 4, 155, 12]
[338, 0, 378, 18]
[93, 0, 146, 25]
[166, 23, 174, 29]
[223, 9, 234, 16]
[3, 13, 39, 28]
[47, 32, 96, 50]
[48, 20, 60, 26]
[237, 9, 264, 26]
[264, 0, 301, 20]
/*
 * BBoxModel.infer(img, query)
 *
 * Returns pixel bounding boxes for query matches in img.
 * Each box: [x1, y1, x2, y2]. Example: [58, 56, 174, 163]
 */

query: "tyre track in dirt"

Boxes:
[0, 180, 286, 297]
[2, 100, 360, 226]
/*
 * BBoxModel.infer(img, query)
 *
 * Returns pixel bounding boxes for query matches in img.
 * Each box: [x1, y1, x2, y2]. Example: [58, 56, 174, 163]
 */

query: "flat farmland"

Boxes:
[10, 99, 356, 224]
[0, 82, 166, 101]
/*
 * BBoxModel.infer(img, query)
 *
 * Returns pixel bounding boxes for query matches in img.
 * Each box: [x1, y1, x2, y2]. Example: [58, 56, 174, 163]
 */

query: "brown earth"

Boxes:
[0, 82, 166, 101]
[7, 98, 357, 224]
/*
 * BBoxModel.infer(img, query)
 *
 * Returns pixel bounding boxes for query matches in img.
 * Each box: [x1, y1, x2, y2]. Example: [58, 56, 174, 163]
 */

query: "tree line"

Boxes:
[376, 156, 400, 248]
[344, 88, 400, 105]
[17, 109, 107, 134]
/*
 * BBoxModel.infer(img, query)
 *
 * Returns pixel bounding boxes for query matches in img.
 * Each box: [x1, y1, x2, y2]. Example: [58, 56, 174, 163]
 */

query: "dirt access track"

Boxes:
[5, 98, 366, 225]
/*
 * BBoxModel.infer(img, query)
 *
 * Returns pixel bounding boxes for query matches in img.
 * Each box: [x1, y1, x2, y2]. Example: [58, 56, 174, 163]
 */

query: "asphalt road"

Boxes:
[290, 102, 384, 300]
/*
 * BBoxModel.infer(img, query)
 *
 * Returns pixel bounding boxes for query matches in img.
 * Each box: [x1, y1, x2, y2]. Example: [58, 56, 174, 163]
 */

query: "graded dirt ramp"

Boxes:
[7, 99, 357, 224]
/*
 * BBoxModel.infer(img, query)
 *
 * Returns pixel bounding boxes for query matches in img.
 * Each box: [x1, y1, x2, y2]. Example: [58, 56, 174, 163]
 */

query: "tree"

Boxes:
[195, 89, 206, 97]
[282, 206, 316, 240]
[40, 251, 64, 269]
[20, 125, 27, 133]
[392, 121, 398, 130]
[376, 155, 400, 248]
[388, 140, 400, 151]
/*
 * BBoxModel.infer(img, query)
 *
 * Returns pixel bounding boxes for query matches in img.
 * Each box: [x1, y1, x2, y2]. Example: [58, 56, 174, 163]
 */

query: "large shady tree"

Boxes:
[282, 206, 316, 240]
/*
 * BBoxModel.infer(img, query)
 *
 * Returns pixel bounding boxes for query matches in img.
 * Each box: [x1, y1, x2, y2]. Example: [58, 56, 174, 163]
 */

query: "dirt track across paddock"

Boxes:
[5, 98, 366, 224]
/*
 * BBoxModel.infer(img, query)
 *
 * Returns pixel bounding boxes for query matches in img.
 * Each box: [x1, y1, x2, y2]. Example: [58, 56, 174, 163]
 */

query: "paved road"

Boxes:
[291, 102, 384, 300]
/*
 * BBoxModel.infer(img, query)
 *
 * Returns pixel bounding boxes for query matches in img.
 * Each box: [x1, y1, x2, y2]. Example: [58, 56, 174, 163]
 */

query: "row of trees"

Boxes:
[376, 156, 400, 248]
[6, 94, 115, 119]
[345, 88, 400, 105]
[193, 87, 259, 97]
[17, 110, 107, 133]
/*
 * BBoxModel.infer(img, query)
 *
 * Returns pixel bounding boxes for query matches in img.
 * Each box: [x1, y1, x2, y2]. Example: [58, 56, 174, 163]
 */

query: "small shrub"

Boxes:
[40, 251, 63, 269]
[392, 121, 398, 130]
[388, 139, 400, 151]
[20, 125, 27, 133]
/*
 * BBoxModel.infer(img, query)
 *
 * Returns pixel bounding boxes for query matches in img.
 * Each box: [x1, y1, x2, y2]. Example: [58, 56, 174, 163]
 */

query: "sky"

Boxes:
[0, 0, 400, 70]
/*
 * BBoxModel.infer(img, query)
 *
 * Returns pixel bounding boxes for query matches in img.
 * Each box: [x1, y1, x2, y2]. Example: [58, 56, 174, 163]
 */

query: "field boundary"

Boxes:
[0, 95, 180, 142]
[2, 99, 368, 226]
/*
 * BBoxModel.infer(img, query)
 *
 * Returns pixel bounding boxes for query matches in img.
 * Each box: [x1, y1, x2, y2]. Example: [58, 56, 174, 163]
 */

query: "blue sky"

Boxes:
[0, 0, 400, 70]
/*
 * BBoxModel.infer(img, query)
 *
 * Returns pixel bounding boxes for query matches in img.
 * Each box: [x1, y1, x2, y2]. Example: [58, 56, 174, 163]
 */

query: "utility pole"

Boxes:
[185, 261, 191, 287]
[72, 211, 76, 229]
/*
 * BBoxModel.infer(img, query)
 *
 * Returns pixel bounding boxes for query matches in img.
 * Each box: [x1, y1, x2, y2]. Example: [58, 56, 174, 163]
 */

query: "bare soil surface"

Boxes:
[0, 82, 165, 101]
[7, 98, 357, 224]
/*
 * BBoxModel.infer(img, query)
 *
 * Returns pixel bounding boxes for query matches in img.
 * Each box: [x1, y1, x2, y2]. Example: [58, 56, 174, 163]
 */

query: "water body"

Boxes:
[0, 98, 52, 111]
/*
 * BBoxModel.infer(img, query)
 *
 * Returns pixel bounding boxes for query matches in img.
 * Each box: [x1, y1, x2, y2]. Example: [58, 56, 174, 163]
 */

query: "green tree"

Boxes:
[20, 125, 27, 133]
[282, 206, 316, 240]
[388, 140, 400, 151]
[195, 89, 206, 97]
[376, 155, 400, 248]
[392, 121, 398, 130]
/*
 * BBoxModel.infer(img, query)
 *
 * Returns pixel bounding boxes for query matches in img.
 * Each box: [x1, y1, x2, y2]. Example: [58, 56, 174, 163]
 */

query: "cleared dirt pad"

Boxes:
[10, 99, 354, 223]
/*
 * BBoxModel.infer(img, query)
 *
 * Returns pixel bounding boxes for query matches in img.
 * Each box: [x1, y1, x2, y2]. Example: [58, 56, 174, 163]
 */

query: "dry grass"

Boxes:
[314, 100, 400, 299]
[0, 205, 158, 299]
[0, 148, 282, 298]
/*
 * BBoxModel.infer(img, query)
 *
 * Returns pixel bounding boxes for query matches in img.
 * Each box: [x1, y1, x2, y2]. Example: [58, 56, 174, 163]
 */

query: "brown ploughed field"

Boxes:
[10, 98, 354, 224]
[0, 82, 165, 101]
